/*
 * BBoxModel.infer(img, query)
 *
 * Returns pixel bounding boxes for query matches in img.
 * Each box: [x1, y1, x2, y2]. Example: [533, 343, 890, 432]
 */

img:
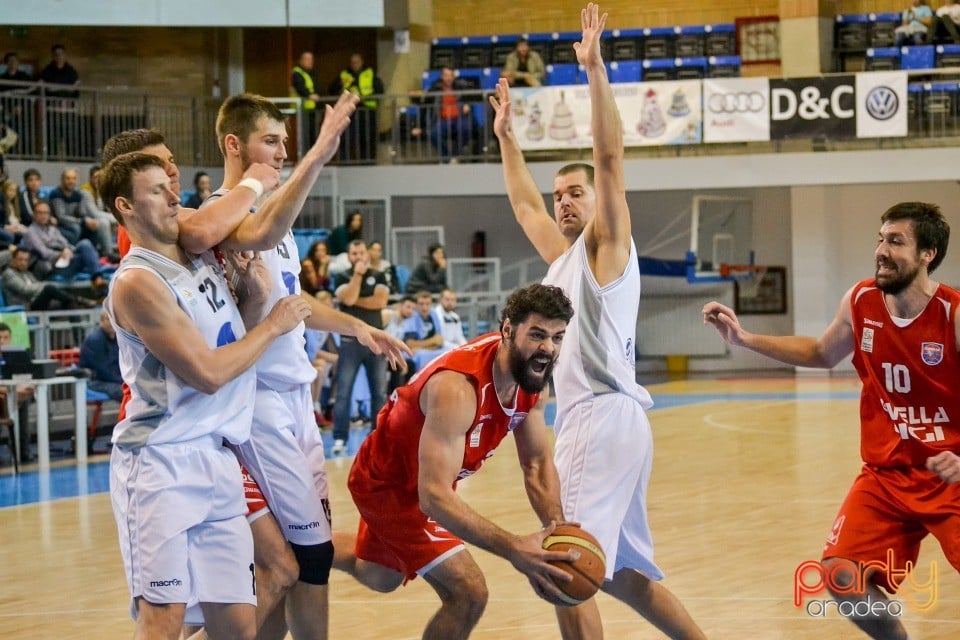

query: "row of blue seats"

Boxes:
[430, 24, 737, 69]
[835, 13, 906, 50]
[422, 56, 743, 92]
[866, 45, 960, 71]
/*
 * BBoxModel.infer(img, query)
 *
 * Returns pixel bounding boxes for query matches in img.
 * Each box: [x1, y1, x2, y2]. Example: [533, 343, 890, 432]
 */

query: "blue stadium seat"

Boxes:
[675, 57, 708, 80]
[643, 26, 675, 59]
[546, 63, 579, 86]
[430, 37, 462, 70]
[869, 12, 901, 48]
[461, 36, 493, 69]
[480, 67, 500, 90]
[525, 32, 554, 64]
[490, 34, 520, 68]
[705, 23, 737, 56]
[180, 190, 195, 206]
[900, 45, 935, 70]
[937, 44, 960, 68]
[395, 264, 411, 293]
[293, 228, 329, 260]
[455, 68, 483, 89]
[549, 31, 581, 64]
[707, 55, 741, 78]
[676, 25, 706, 58]
[835, 14, 870, 50]
[607, 60, 642, 83]
[421, 69, 443, 92]
[610, 28, 644, 61]
[641, 58, 676, 81]
[866, 47, 901, 71]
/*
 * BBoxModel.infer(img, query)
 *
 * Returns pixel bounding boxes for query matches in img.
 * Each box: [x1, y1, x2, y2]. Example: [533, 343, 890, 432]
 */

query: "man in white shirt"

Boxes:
[436, 287, 467, 349]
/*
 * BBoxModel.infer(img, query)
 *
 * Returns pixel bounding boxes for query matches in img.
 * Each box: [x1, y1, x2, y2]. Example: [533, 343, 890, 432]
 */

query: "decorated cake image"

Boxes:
[667, 88, 690, 117]
[526, 101, 545, 141]
[548, 91, 576, 141]
[637, 88, 666, 138]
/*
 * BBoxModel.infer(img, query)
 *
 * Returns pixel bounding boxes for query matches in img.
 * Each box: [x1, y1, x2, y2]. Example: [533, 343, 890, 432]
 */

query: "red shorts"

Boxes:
[242, 465, 270, 521]
[822, 464, 960, 593]
[349, 476, 463, 581]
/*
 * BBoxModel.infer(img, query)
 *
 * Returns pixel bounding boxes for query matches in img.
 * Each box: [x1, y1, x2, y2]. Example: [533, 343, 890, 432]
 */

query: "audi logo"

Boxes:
[707, 92, 766, 114]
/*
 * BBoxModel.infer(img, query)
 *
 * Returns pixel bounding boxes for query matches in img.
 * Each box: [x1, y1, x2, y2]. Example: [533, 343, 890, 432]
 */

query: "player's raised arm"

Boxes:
[491, 79, 568, 264]
[577, 4, 632, 264]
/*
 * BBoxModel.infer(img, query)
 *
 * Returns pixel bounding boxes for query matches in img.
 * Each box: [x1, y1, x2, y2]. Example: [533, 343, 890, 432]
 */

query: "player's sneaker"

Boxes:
[331, 439, 347, 457]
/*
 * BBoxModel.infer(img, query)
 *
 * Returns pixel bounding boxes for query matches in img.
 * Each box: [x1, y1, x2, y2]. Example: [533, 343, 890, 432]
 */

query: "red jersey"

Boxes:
[850, 279, 960, 466]
[350, 333, 540, 498]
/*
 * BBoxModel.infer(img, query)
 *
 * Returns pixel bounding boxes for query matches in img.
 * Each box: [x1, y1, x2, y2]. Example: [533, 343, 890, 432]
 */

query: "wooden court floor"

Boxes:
[1, 375, 958, 639]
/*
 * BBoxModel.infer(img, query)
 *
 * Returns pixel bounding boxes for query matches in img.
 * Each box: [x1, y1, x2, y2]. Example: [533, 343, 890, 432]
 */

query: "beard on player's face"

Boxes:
[506, 333, 555, 394]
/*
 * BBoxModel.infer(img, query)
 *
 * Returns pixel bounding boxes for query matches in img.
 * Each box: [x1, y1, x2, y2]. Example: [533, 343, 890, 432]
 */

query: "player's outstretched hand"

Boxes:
[266, 294, 312, 335]
[573, 3, 608, 69]
[490, 78, 514, 140]
[312, 91, 360, 165]
[507, 521, 577, 604]
[927, 451, 960, 483]
[355, 325, 413, 371]
[702, 301, 748, 347]
[229, 251, 271, 303]
[242, 162, 281, 195]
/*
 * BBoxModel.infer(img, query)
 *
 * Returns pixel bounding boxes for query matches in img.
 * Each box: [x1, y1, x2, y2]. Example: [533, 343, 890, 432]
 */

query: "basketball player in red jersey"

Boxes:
[704, 202, 960, 640]
[334, 284, 580, 639]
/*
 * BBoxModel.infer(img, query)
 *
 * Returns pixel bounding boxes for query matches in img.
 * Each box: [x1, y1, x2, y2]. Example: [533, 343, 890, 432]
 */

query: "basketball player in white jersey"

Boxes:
[99, 152, 311, 640]
[491, 5, 706, 639]
[206, 93, 410, 640]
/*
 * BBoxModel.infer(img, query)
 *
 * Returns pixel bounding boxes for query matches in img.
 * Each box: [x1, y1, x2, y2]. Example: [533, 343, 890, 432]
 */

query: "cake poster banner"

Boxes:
[510, 80, 702, 150]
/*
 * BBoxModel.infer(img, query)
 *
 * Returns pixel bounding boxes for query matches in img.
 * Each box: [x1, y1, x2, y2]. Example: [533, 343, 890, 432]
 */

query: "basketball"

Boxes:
[542, 525, 606, 606]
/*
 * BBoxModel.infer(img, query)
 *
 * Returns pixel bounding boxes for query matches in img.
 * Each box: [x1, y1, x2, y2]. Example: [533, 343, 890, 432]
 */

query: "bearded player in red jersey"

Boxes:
[704, 202, 960, 640]
[334, 284, 580, 639]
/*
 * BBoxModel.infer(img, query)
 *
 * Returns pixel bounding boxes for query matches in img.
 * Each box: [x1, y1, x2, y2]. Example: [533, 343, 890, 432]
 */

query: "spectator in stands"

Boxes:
[436, 287, 468, 349]
[367, 240, 399, 294]
[407, 242, 447, 294]
[79, 309, 122, 402]
[331, 239, 390, 457]
[0, 179, 28, 246]
[931, 0, 960, 42]
[402, 290, 448, 371]
[0, 52, 32, 85]
[184, 171, 211, 209]
[414, 66, 478, 162]
[501, 37, 546, 87]
[0, 53, 33, 143]
[329, 53, 384, 163]
[300, 239, 332, 295]
[23, 200, 105, 286]
[328, 210, 363, 256]
[18, 169, 43, 222]
[895, 0, 934, 45]
[79, 165, 118, 260]
[3, 247, 96, 310]
[384, 295, 416, 394]
[39, 44, 79, 97]
[0, 322, 35, 464]
[49, 168, 113, 255]
[291, 51, 321, 146]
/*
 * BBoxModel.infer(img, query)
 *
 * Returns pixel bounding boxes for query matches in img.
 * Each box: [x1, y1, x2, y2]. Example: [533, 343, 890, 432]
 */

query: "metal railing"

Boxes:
[4, 75, 960, 168]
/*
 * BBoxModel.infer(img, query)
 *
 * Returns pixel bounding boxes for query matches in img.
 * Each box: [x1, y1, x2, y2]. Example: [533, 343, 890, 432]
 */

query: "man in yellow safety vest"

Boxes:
[328, 53, 384, 163]
[291, 51, 321, 147]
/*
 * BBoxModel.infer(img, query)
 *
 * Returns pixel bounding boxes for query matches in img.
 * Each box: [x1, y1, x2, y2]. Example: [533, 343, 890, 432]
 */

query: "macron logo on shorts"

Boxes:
[149, 578, 183, 588]
[288, 521, 322, 531]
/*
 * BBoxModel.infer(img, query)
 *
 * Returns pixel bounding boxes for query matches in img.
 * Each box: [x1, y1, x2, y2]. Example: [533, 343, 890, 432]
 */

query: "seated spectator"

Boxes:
[0, 321, 34, 463]
[367, 240, 399, 294]
[79, 309, 122, 402]
[436, 287, 468, 349]
[328, 210, 363, 256]
[406, 242, 447, 294]
[304, 290, 339, 425]
[78, 165, 118, 260]
[384, 295, 416, 394]
[184, 171, 211, 209]
[22, 200, 105, 286]
[0, 179, 29, 245]
[300, 239, 332, 295]
[17, 169, 43, 222]
[39, 44, 79, 97]
[895, 0, 934, 45]
[48, 168, 113, 255]
[2, 247, 97, 310]
[402, 290, 448, 370]
[931, 0, 960, 42]
[413, 67, 478, 162]
[0, 52, 33, 85]
[500, 37, 546, 87]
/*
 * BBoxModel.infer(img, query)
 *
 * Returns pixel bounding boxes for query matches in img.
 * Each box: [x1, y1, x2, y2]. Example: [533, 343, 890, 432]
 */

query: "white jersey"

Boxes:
[107, 247, 255, 447]
[542, 234, 653, 421]
[205, 189, 316, 389]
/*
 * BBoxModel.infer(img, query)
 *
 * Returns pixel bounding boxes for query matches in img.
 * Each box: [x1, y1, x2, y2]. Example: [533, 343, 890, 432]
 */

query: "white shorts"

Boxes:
[110, 436, 256, 626]
[235, 383, 332, 546]
[554, 394, 664, 582]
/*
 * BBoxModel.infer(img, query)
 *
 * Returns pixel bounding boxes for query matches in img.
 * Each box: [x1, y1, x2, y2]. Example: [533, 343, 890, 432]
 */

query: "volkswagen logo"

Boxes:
[707, 91, 766, 114]
[865, 86, 898, 121]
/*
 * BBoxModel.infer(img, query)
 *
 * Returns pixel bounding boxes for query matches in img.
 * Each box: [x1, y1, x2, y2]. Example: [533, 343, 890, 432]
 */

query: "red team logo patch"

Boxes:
[921, 342, 944, 366]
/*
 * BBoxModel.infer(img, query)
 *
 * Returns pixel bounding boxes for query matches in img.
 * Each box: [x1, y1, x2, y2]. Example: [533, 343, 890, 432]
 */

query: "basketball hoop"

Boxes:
[720, 264, 767, 298]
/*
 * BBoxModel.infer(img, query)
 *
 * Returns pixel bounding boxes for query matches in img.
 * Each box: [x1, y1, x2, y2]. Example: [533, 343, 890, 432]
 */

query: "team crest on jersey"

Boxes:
[921, 342, 944, 365]
[507, 412, 528, 431]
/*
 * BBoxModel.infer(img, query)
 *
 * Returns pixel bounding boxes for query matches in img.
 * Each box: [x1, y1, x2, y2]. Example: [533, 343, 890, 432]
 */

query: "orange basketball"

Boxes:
[542, 525, 606, 606]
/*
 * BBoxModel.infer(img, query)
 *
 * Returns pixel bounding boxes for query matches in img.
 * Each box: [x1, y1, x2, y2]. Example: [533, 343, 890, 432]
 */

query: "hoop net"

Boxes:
[719, 264, 768, 298]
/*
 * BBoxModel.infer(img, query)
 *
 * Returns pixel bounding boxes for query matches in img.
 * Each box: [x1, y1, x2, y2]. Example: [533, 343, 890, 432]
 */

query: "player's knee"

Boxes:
[822, 557, 858, 592]
[451, 575, 488, 622]
[290, 541, 334, 586]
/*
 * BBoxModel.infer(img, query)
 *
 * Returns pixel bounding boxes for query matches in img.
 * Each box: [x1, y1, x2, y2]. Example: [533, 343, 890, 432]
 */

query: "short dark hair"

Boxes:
[557, 163, 595, 188]
[215, 93, 285, 155]
[33, 198, 51, 212]
[51, 44, 65, 55]
[348, 239, 366, 250]
[400, 295, 416, 304]
[23, 168, 40, 183]
[499, 284, 574, 331]
[13, 247, 30, 258]
[102, 129, 166, 163]
[99, 152, 166, 226]
[3, 52, 16, 65]
[517, 36, 530, 45]
[880, 202, 950, 273]
[89, 164, 101, 178]
[193, 171, 208, 188]
[0, 322, 11, 333]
